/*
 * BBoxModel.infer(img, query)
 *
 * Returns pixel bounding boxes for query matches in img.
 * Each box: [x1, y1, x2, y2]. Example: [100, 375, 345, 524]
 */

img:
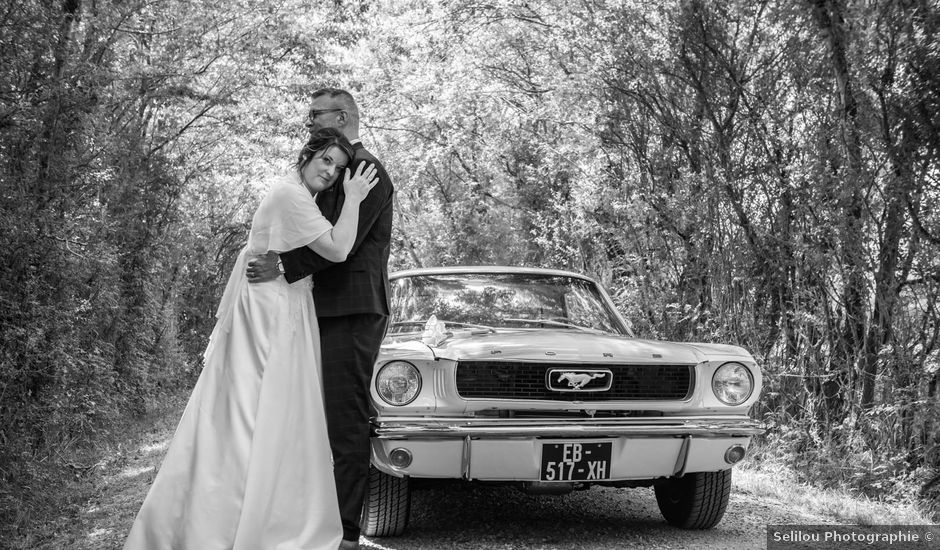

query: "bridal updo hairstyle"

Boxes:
[295, 128, 355, 185]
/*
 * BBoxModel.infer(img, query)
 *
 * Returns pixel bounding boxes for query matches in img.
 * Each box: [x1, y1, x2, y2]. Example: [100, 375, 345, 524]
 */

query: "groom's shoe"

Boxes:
[338, 539, 359, 550]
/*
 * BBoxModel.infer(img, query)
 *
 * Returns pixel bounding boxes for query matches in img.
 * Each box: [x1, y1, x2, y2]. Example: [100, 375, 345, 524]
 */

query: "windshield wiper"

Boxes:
[438, 320, 497, 333]
[501, 317, 603, 333]
[388, 320, 496, 334]
[388, 320, 427, 331]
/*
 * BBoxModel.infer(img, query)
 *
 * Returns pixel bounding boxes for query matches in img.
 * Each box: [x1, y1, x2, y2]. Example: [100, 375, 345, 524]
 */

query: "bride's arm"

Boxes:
[307, 163, 378, 262]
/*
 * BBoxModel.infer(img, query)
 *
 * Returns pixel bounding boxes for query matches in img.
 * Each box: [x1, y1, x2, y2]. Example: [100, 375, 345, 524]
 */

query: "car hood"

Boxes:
[383, 329, 752, 364]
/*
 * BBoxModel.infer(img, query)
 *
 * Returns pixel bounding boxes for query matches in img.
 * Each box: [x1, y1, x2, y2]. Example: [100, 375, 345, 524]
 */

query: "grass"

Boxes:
[0, 394, 187, 550]
[735, 463, 935, 526]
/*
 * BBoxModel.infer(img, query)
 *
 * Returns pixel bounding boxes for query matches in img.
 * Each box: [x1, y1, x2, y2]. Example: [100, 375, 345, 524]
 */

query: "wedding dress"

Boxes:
[123, 172, 343, 550]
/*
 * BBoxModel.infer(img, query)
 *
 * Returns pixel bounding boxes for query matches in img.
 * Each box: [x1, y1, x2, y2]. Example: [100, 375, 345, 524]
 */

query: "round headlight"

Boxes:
[711, 362, 754, 405]
[376, 361, 422, 406]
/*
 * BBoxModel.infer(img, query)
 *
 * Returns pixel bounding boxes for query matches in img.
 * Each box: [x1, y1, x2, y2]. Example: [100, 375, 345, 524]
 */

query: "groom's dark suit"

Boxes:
[279, 141, 394, 542]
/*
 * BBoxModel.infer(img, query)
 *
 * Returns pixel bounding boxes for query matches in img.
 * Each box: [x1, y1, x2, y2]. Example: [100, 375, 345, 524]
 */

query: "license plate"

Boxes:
[540, 441, 612, 481]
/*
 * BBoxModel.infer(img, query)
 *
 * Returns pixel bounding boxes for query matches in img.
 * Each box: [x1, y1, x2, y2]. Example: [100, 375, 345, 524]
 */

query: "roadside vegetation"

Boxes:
[2, 1, 938, 547]
[735, 466, 932, 527]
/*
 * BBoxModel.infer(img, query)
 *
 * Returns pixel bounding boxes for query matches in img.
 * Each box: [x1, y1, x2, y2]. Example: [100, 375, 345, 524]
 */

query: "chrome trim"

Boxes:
[546, 367, 613, 392]
[390, 265, 594, 281]
[724, 444, 746, 465]
[433, 368, 447, 400]
[372, 416, 765, 439]
[712, 361, 755, 405]
[459, 395, 697, 404]
[461, 435, 471, 479]
[457, 362, 694, 402]
[673, 436, 691, 476]
[388, 266, 635, 337]
[375, 361, 422, 406]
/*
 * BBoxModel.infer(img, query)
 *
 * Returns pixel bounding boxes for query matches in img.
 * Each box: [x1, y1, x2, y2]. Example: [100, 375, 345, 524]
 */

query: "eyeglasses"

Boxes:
[307, 108, 344, 120]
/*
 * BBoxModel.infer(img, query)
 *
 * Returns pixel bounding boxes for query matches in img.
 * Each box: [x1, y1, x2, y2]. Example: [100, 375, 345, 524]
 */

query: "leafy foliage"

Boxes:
[0, 0, 347, 541]
[2, 0, 939, 542]
[346, 0, 940, 513]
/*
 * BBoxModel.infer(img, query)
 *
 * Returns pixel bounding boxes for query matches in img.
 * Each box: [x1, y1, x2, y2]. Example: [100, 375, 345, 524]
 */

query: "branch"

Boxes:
[113, 25, 182, 36]
[362, 124, 448, 147]
[907, 193, 940, 246]
[146, 102, 215, 157]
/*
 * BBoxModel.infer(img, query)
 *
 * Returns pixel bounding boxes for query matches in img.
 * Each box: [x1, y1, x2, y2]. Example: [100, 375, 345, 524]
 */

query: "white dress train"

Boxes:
[123, 173, 343, 550]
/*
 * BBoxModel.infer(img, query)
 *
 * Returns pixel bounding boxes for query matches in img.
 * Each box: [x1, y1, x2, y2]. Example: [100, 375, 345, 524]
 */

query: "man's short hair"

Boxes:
[313, 88, 356, 107]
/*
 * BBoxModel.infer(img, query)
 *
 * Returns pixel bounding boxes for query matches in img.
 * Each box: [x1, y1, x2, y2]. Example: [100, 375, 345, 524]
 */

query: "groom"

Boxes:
[247, 88, 394, 550]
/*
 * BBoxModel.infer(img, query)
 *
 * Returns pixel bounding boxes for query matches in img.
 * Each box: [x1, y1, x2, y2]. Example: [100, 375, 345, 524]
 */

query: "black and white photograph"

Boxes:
[1, 1, 938, 549]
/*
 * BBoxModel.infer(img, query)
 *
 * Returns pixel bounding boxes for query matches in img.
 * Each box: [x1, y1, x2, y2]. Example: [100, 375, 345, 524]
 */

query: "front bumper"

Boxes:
[370, 416, 764, 481]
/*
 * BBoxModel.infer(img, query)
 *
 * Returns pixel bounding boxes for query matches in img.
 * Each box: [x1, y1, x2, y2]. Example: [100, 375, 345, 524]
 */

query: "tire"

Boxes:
[360, 466, 411, 537]
[654, 469, 732, 529]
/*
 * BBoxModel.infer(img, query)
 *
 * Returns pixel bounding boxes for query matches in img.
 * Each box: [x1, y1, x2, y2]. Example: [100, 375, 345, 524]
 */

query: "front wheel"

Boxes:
[654, 469, 732, 529]
[360, 466, 411, 537]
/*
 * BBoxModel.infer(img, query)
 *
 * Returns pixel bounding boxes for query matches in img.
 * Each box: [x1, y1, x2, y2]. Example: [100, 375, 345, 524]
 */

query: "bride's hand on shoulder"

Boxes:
[343, 162, 379, 202]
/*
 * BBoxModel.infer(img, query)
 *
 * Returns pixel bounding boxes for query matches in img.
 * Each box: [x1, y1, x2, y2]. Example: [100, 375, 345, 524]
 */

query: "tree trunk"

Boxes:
[810, 0, 869, 420]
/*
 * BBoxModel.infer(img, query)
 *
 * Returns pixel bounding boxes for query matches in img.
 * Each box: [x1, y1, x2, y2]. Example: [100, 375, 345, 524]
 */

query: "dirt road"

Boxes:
[353, 479, 830, 550]
[27, 412, 922, 550]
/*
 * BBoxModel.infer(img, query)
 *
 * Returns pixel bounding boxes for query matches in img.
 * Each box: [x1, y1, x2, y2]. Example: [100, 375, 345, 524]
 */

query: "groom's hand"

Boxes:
[246, 251, 282, 284]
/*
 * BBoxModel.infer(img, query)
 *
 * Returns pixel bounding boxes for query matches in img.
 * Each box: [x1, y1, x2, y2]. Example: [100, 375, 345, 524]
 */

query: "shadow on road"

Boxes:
[364, 483, 752, 550]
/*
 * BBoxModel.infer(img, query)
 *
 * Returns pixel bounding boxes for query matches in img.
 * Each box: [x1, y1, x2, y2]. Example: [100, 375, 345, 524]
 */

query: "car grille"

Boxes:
[455, 361, 694, 401]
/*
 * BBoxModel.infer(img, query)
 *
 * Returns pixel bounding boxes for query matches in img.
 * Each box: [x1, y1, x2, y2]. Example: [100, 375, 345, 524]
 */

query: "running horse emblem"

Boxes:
[557, 372, 606, 390]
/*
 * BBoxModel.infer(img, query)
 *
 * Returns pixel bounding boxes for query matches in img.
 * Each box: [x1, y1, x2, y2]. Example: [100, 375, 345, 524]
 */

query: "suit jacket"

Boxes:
[279, 142, 394, 317]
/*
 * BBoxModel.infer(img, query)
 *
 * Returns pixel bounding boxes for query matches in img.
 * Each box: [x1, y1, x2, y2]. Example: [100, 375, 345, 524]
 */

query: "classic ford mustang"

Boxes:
[361, 266, 763, 536]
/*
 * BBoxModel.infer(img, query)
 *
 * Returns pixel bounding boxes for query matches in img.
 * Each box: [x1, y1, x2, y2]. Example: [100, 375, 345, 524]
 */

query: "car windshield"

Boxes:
[388, 272, 630, 336]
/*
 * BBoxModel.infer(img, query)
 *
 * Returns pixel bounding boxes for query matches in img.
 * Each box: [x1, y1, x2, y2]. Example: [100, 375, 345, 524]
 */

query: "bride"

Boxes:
[123, 128, 377, 550]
